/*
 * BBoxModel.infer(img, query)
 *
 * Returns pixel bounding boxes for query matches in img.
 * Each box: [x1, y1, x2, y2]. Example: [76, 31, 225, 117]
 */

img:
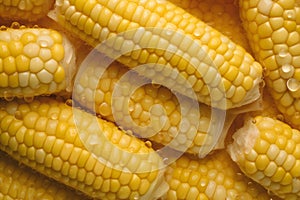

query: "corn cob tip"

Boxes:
[227, 117, 259, 162]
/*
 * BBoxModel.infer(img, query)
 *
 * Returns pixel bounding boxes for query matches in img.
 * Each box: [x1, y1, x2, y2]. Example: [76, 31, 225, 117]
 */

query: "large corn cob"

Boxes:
[73, 59, 235, 158]
[0, 150, 87, 200]
[0, 0, 54, 22]
[228, 116, 300, 199]
[0, 97, 167, 199]
[49, 0, 263, 110]
[0, 25, 76, 99]
[239, 0, 300, 129]
[168, 0, 251, 51]
[164, 150, 278, 200]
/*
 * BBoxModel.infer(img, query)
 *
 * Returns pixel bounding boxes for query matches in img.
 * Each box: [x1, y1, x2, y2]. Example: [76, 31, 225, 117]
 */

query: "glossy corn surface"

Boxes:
[0, 0, 54, 22]
[0, 150, 86, 200]
[169, 0, 251, 51]
[50, 0, 263, 109]
[228, 116, 300, 199]
[0, 97, 167, 200]
[73, 59, 234, 157]
[164, 150, 277, 200]
[0, 26, 76, 99]
[239, 0, 300, 129]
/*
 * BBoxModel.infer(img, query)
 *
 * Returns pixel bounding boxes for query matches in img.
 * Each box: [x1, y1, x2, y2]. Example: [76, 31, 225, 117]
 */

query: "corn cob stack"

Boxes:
[0, 0, 285, 199]
[0, 150, 88, 200]
[164, 150, 279, 200]
[0, 97, 167, 200]
[49, 0, 263, 110]
[238, 0, 300, 129]
[228, 116, 300, 199]
[0, 24, 76, 99]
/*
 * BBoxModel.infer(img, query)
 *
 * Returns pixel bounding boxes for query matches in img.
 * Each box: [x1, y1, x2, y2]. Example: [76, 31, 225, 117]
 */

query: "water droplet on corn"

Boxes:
[287, 78, 300, 92]
[280, 64, 294, 79]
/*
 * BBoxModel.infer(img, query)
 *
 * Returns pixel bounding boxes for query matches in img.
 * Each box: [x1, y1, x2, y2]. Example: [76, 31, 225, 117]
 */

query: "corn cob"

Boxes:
[49, 0, 263, 110]
[168, 0, 251, 51]
[73, 58, 236, 158]
[228, 115, 300, 199]
[164, 150, 278, 200]
[0, 97, 167, 200]
[238, 0, 300, 129]
[0, 150, 88, 200]
[0, 25, 76, 99]
[0, 0, 54, 22]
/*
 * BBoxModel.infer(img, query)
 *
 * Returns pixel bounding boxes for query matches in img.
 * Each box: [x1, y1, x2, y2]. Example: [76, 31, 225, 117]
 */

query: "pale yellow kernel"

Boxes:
[37, 69, 53, 84]
[30, 57, 44, 73]
[263, 161, 278, 177]
[245, 161, 257, 174]
[267, 144, 280, 160]
[3, 56, 16, 75]
[24, 43, 40, 58]
[15, 55, 30, 72]
[139, 179, 151, 195]
[276, 135, 287, 149]
[29, 74, 39, 89]
[275, 150, 288, 166]
[39, 48, 52, 61]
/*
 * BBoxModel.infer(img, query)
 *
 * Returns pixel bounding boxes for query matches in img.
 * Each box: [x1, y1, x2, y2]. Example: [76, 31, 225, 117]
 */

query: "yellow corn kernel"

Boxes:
[164, 150, 277, 200]
[73, 60, 236, 158]
[49, 0, 263, 110]
[0, 25, 76, 99]
[0, 150, 86, 200]
[228, 115, 300, 199]
[0, 0, 54, 21]
[0, 97, 167, 199]
[239, 0, 300, 129]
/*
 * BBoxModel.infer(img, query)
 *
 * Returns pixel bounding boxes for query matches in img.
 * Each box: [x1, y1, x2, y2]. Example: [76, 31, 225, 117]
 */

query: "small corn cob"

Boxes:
[0, 25, 76, 99]
[73, 59, 235, 158]
[49, 0, 263, 110]
[228, 116, 300, 199]
[164, 150, 278, 200]
[0, 97, 167, 200]
[0, 150, 87, 200]
[168, 0, 251, 51]
[239, 0, 300, 129]
[0, 0, 54, 22]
